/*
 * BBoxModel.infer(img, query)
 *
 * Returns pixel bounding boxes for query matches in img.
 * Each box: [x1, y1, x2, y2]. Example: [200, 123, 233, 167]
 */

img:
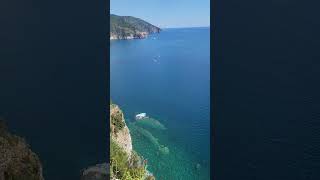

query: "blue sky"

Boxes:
[110, 0, 210, 28]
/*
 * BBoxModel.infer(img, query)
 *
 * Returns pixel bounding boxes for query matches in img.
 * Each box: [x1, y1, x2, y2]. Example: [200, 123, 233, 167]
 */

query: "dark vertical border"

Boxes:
[106, 0, 110, 172]
[211, 0, 216, 179]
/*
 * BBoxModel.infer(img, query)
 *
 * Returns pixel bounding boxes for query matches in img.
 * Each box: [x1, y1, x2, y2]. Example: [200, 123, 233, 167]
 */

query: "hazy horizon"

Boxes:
[110, 0, 210, 28]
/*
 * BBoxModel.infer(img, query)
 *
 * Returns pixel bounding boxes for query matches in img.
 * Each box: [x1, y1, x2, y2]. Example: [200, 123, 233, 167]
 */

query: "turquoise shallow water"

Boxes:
[127, 119, 209, 180]
[111, 28, 210, 179]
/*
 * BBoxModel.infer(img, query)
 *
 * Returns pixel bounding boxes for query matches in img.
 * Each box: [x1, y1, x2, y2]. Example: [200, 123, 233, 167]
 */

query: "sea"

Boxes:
[110, 27, 211, 179]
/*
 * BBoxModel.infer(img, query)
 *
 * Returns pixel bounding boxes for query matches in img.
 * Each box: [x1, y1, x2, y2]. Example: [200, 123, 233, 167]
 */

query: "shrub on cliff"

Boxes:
[111, 108, 125, 133]
[110, 140, 146, 180]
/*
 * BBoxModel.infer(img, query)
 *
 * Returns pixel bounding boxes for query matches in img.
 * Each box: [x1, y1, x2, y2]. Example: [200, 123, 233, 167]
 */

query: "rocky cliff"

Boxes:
[110, 103, 155, 180]
[110, 104, 133, 156]
[110, 14, 161, 40]
[0, 120, 44, 180]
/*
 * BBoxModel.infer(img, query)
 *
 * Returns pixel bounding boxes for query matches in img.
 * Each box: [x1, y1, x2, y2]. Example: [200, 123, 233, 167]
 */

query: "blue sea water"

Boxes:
[111, 27, 210, 179]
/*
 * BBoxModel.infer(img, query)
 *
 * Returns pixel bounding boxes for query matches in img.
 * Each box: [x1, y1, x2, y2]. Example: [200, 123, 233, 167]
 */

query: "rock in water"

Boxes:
[196, 163, 201, 170]
[159, 146, 170, 155]
[135, 117, 167, 131]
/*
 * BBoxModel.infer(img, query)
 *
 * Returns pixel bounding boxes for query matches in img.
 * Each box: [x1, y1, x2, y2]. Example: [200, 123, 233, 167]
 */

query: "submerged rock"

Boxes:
[196, 163, 201, 170]
[159, 146, 170, 155]
[135, 117, 167, 131]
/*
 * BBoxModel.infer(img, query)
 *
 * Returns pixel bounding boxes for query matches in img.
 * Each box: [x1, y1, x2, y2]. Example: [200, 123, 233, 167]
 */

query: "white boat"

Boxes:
[135, 113, 147, 120]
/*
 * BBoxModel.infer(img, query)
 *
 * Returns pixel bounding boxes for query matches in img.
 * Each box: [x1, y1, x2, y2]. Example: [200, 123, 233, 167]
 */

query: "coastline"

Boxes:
[110, 32, 155, 40]
[110, 27, 210, 179]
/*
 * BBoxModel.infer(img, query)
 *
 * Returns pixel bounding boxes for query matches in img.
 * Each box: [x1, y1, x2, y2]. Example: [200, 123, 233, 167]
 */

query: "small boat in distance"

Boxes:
[135, 113, 147, 120]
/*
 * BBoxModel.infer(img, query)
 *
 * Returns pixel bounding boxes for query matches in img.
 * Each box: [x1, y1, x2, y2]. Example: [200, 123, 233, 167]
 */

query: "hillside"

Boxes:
[110, 14, 161, 40]
[110, 103, 155, 180]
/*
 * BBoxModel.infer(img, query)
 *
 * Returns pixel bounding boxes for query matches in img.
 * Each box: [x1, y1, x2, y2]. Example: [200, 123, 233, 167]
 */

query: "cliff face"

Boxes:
[81, 104, 145, 180]
[110, 104, 132, 156]
[110, 103, 154, 180]
[110, 14, 161, 40]
[0, 120, 44, 180]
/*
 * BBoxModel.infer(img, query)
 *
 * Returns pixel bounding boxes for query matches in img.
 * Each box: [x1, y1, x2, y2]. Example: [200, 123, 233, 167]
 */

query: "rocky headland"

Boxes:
[110, 14, 161, 40]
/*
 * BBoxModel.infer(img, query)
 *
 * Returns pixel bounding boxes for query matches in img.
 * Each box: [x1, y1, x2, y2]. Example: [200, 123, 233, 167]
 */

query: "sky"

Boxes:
[110, 0, 210, 28]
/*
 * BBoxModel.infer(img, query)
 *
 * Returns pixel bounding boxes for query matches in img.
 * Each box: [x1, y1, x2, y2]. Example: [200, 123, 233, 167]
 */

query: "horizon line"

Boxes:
[110, 13, 209, 30]
[161, 26, 210, 29]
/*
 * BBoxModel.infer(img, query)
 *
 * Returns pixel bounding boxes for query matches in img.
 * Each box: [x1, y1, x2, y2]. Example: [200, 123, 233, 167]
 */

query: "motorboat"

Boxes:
[135, 113, 147, 120]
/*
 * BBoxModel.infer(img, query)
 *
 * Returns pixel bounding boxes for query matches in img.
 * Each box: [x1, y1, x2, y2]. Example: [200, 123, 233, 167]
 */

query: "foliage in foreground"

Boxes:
[110, 105, 125, 134]
[110, 140, 147, 180]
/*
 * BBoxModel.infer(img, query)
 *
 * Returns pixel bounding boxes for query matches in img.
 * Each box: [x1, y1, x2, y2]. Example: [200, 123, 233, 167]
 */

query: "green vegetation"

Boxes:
[110, 14, 160, 39]
[110, 104, 155, 179]
[110, 140, 146, 180]
[111, 107, 125, 133]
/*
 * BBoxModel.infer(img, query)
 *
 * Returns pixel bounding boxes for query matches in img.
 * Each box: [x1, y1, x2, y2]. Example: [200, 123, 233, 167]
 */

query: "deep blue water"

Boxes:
[111, 28, 210, 179]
